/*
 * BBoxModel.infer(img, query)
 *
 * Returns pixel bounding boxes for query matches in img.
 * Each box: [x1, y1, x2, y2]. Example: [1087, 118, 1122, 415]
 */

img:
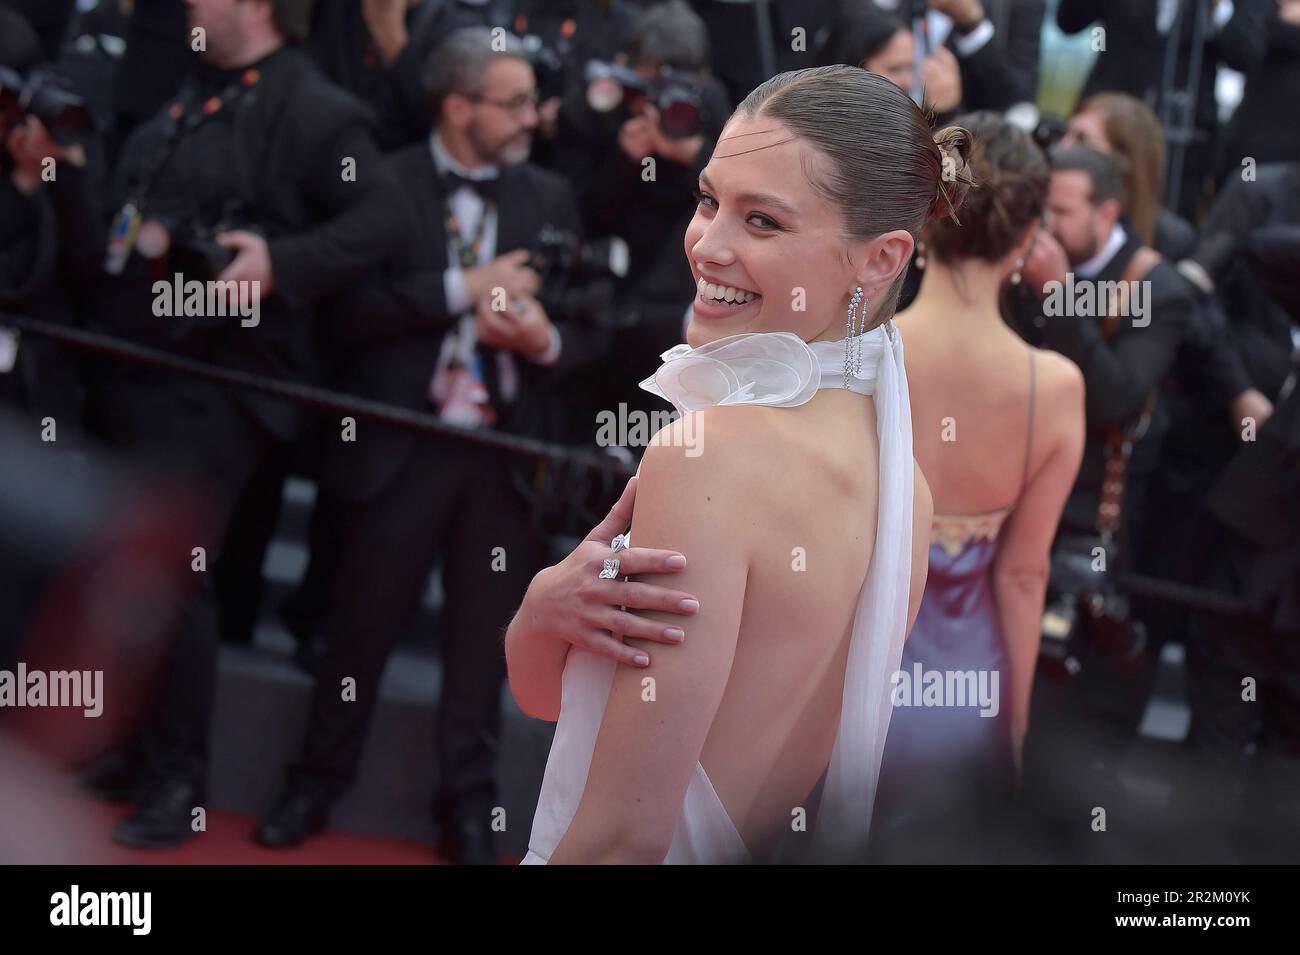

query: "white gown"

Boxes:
[521, 324, 915, 864]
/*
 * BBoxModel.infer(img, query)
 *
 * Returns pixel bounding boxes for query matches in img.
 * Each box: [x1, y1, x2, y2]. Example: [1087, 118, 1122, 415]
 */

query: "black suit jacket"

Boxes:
[691, 0, 844, 106]
[1189, 162, 1300, 402]
[823, 0, 1044, 116]
[1057, 0, 1270, 136]
[1203, 361, 1300, 631]
[1220, 13, 1300, 178]
[1037, 232, 1197, 534]
[946, 0, 1045, 114]
[102, 45, 384, 441]
[306, 0, 495, 151]
[318, 142, 611, 502]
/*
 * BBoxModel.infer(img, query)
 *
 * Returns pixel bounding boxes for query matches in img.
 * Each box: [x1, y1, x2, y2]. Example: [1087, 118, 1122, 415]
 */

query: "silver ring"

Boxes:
[598, 557, 621, 579]
[611, 532, 630, 553]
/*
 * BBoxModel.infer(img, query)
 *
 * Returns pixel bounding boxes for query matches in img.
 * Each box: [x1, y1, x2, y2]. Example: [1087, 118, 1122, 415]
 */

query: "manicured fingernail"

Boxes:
[664, 627, 685, 642]
[679, 598, 700, 612]
[634, 653, 650, 666]
[666, 554, 686, 569]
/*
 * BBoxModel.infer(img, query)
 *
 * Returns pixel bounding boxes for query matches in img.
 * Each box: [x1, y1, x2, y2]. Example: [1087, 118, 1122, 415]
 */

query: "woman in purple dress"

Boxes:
[871, 113, 1086, 859]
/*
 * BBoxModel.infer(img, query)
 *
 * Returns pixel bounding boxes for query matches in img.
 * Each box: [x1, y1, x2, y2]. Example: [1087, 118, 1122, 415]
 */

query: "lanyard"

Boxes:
[442, 196, 495, 271]
[131, 66, 262, 213]
[439, 196, 496, 373]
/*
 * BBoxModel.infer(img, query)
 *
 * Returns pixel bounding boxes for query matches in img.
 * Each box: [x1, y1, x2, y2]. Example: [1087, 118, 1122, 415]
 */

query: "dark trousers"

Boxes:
[278, 485, 347, 643]
[1186, 540, 1300, 844]
[288, 436, 544, 826]
[85, 367, 279, 793]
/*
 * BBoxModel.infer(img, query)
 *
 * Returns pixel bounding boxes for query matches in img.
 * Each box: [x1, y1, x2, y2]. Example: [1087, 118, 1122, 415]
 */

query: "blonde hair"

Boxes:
[1077, 93, 1166, 245]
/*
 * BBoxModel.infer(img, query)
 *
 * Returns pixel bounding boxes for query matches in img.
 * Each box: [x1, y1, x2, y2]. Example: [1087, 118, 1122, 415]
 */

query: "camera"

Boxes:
[529, 224, 634, 329]
[0, 66, 93, 140]
[1040, 533, 1148, 680]
[583, 60, 707, 139]
[134, 210, 262, 282]
[169, 223, 242, 283]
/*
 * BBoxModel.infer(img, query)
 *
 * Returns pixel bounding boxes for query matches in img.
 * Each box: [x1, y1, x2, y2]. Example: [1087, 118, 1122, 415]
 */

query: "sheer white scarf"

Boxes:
[639, 322, 914, 859]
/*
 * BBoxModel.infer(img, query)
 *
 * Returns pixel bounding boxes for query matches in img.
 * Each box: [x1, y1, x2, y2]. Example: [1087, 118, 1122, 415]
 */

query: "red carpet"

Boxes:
[83, 800, 521, 865]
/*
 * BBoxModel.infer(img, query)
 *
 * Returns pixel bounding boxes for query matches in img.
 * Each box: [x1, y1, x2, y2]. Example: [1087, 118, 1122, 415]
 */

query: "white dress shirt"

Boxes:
[1075, 222, 1129, 279]
[428, 131, 560, 416]
[1157, 0, 1236, 35]
[871, 0, 997, 57]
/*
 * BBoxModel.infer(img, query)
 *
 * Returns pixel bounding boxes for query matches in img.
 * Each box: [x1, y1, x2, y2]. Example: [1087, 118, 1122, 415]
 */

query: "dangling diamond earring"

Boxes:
[1010, 256, 1025, 285]
[844, 285, 866, 389]
[915, 240, 927, 270]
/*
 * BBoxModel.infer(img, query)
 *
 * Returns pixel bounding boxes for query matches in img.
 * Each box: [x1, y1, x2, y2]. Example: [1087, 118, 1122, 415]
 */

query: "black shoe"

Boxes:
[83, 751, 146, 803]
[437, 818, 500, 865]
[113, 777, 205, 849]
[254, 784, 331, 848]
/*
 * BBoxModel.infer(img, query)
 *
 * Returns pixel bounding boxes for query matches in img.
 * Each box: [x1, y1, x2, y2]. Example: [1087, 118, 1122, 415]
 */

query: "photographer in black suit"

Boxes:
[0, 8, 102, 423]
[1032, 147, 1198, 744]
[1184, 348, 1300, 856]
[550, 0, 730, 432]
[255, 27, 607, 863]
[868, 0, 1046, 116]
[1037, 147, 1198, 540]
[1217, 1, 1300, 179]
[306, 0, 502, 150]
[1056, 0, 1271, 219]
[83, 0, 388, 848]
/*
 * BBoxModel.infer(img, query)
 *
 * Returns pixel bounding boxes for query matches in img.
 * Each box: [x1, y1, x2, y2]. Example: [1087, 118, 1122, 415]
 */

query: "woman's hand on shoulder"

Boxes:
[517, 476, 703, 668]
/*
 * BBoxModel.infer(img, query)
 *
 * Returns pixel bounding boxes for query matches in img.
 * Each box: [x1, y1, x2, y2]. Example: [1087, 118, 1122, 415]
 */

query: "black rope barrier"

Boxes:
[2, 312, 633, 479]
[3, 313, 1262, 617]
[1114, 571, 1254, 617]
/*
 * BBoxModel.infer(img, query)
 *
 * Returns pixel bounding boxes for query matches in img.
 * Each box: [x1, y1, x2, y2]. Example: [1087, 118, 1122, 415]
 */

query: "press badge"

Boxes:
[104, 201, 142, 275]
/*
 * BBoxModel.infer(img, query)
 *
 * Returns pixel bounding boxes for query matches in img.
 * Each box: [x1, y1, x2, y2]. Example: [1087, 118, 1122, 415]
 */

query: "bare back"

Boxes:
[684, 392, 928, 858]
[895, 309, 1044, 514]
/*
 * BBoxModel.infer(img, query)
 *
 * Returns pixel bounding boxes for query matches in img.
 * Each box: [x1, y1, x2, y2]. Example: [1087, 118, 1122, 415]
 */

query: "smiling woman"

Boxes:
[508, 64, 972, 864]
[677, 74, 971, 350]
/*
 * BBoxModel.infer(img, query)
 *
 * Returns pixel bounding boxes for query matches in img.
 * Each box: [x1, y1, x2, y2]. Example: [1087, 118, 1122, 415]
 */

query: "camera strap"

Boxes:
[429, 196, 500, 426]
[1097, 247, 1163, 546]
[443, 197, 496, 274]
[139, 68, 264, 214]
[105, 69, 263, 274]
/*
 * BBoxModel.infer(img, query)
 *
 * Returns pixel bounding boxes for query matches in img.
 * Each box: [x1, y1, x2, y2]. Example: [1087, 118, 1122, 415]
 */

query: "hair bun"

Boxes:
[928, 125, 975, 225]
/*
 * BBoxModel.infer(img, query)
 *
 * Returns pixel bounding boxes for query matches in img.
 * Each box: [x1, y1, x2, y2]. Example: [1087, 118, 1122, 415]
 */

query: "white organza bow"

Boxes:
[638, 332, 822, 416]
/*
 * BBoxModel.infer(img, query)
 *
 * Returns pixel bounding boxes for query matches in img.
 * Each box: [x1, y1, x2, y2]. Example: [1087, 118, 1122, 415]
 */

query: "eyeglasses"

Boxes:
[467, 91, 540, 118]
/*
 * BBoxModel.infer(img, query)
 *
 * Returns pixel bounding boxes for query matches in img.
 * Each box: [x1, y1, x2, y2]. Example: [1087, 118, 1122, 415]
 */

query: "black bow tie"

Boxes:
[440, 169, 501, 203]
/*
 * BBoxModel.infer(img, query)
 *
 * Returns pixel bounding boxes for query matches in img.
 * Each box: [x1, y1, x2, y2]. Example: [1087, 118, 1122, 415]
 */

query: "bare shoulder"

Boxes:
[641, 406, 775, 475]
[1030, 347, 1085, 447]
[633, 406, 778, 567]
[637, 406, 775, 506]
[1032, 347, 1084, 407]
